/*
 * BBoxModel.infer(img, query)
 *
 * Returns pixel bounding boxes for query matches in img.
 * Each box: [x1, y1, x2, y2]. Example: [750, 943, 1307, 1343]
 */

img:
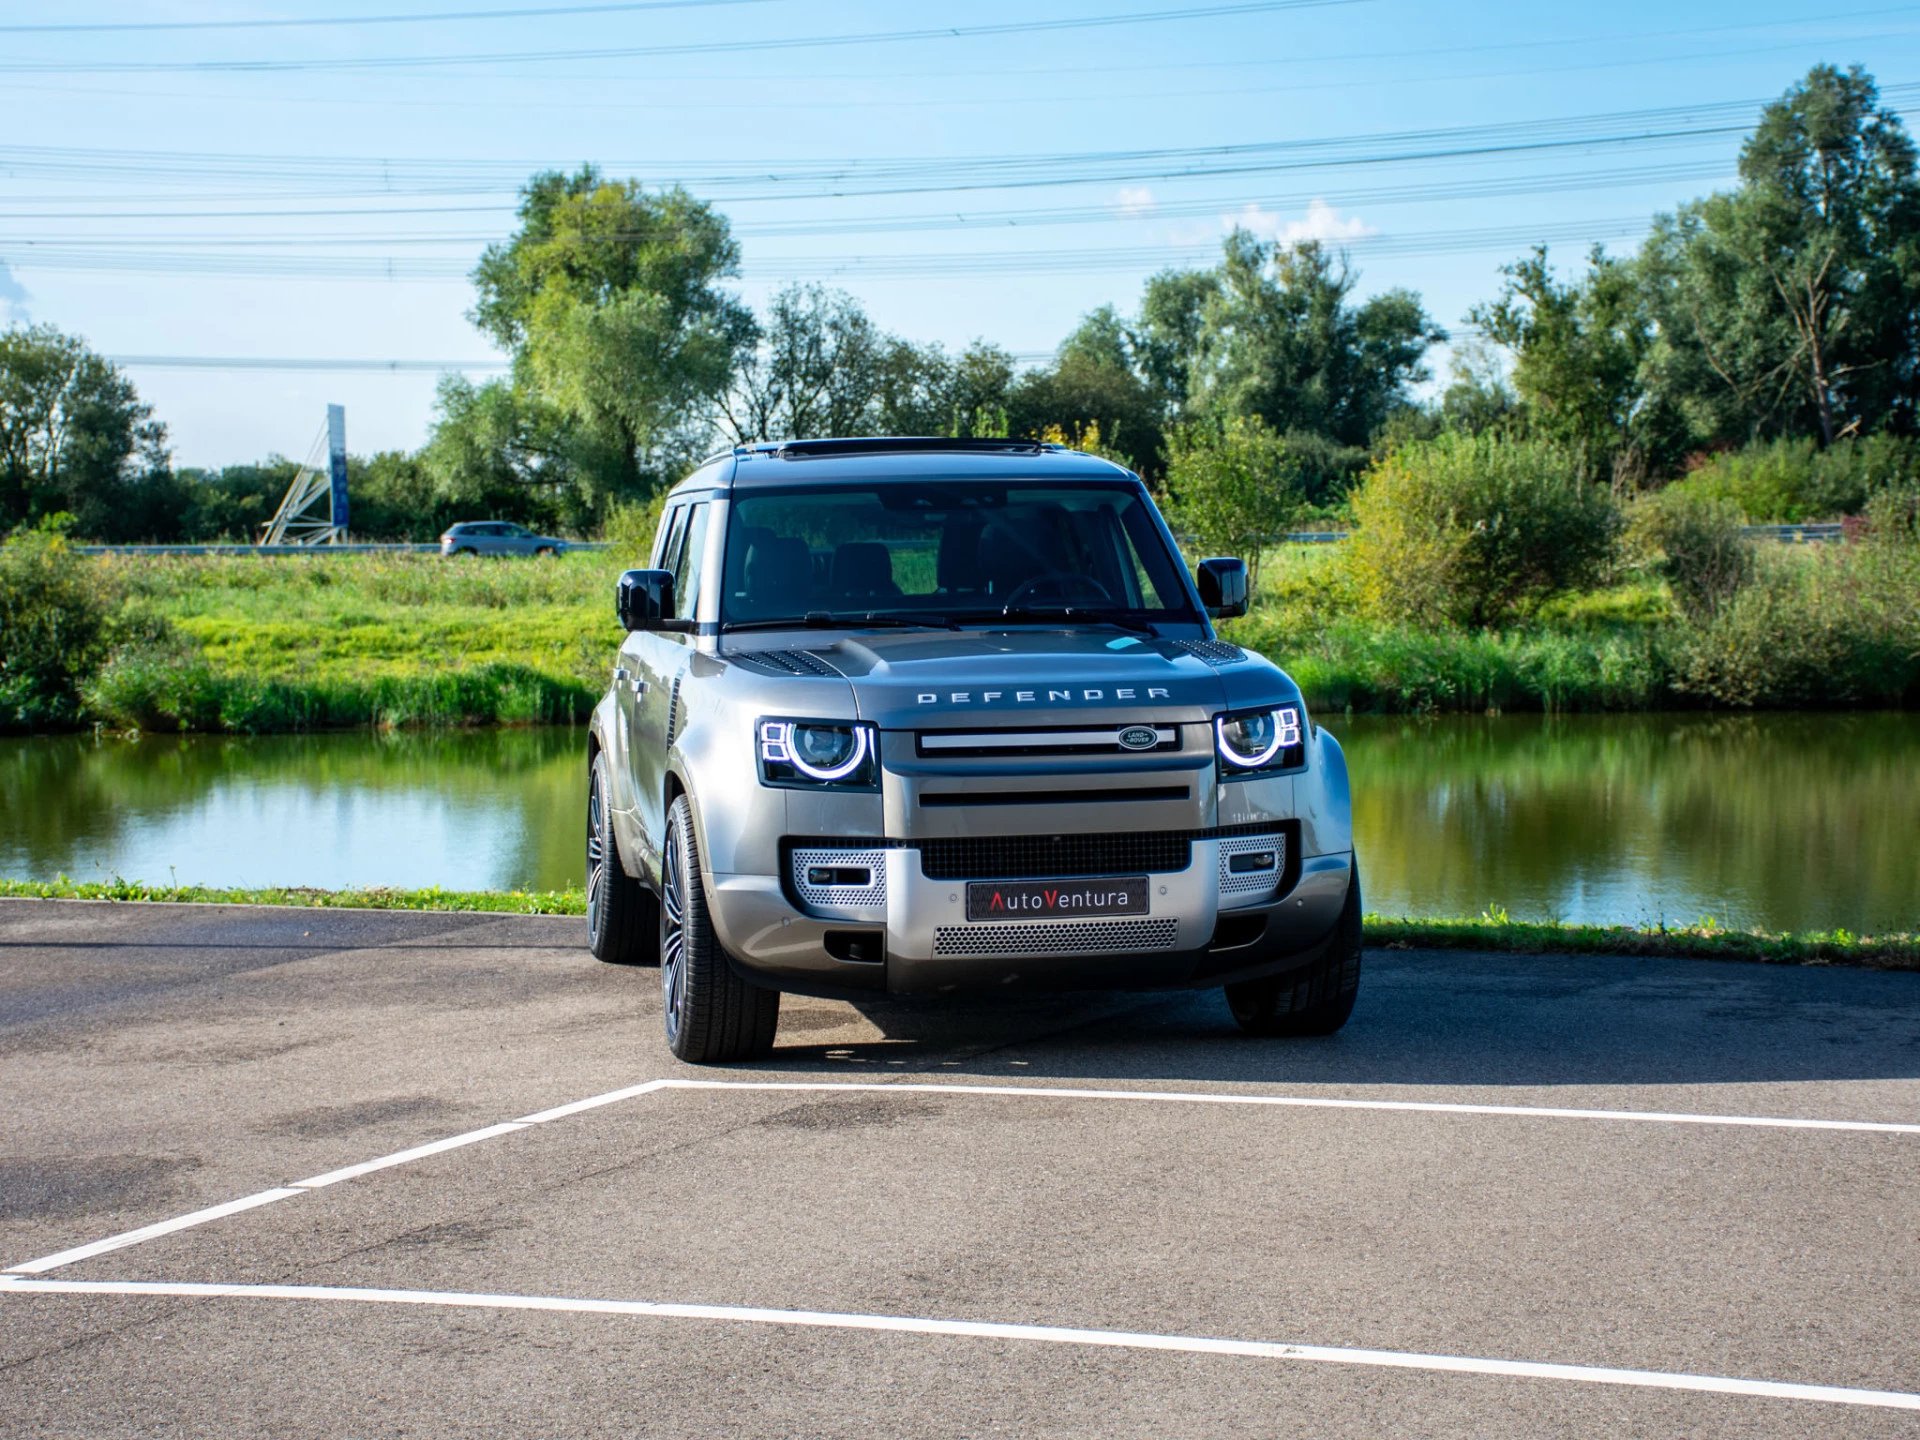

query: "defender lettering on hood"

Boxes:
[918, 687, 1173, 705]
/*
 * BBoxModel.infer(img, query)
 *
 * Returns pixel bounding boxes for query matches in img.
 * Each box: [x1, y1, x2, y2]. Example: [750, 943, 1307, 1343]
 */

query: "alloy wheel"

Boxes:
[586, 763, 608, 943]
[660, 823, 686, 1042]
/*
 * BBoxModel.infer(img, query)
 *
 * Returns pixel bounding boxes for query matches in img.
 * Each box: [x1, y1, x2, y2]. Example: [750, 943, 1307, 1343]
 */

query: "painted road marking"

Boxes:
[2, 1276, 1915, 1413]
[4, 1190, 304, 1276]
[8, 1075, 1918, 1275]
[292, 1122, 529, 1189]
[653, 1079, 1920, 1135]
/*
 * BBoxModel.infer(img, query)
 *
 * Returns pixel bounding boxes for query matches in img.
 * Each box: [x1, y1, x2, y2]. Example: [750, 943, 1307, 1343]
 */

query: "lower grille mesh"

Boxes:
[932, 918, 1180, 956]
[919, 832, 1191, 880]
[917, 823, 1286, 881]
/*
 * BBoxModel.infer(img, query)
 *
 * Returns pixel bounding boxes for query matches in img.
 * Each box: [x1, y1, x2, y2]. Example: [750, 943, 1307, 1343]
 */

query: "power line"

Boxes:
[0, 0, 1367, 74]
[0, 0, 782, 34]
[0, 160, 1741, 238]
[6, 216, 1660, 284]
[104, 355, 510, 372]
[0, 88, 1850, 199]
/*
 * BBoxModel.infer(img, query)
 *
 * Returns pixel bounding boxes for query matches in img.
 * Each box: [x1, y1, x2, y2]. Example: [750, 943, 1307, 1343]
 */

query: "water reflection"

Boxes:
[1337, 712, 1920, 932]
[0, 729, 584, 893]
[1, 715, 1915, 932]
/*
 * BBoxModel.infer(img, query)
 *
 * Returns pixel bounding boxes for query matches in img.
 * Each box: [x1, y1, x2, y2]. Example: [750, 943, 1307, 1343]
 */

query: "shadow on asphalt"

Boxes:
[745, 949, 1920, 1090]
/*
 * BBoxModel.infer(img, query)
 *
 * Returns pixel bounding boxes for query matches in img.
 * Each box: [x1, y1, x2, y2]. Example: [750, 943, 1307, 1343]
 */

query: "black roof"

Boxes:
[672, 437, 1136, 493]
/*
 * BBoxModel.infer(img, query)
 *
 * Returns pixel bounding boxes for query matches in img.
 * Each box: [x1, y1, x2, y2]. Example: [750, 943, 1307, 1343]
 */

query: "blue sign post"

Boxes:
[326, 403, 350, 539]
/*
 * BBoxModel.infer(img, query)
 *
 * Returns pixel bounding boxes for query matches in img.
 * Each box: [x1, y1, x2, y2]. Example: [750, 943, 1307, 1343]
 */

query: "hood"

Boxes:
[754, 628, 1285, 729]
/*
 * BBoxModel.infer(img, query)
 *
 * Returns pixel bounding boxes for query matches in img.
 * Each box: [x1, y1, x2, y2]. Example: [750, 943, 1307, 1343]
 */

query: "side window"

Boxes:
[653, 505, 686, 571]
[677, 503, 712, 622]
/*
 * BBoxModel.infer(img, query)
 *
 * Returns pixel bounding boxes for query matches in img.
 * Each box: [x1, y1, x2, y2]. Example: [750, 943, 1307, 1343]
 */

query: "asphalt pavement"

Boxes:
[2, 898, 1918, 1438]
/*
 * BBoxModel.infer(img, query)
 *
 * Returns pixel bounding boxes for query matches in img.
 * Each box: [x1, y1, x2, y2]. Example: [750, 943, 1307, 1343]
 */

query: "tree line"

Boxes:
[2, 63, 1915, 544]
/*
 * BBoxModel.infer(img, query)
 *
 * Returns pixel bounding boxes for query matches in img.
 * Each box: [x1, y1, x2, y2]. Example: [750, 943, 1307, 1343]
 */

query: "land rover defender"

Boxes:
[586, 438, 1360, 1063]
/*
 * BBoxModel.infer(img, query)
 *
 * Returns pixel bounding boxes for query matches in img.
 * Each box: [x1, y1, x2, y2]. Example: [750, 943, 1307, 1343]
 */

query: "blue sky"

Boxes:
[2, 0, 1916, 466]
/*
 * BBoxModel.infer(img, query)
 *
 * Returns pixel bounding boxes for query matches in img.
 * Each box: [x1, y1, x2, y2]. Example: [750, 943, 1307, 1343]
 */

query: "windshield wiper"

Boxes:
[722, 611, 959, 633]
[974, 605, 1160, 637]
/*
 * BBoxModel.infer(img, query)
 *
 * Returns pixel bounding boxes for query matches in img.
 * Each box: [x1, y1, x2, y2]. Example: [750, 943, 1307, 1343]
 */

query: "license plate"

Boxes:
[966, 877, 1150, 922]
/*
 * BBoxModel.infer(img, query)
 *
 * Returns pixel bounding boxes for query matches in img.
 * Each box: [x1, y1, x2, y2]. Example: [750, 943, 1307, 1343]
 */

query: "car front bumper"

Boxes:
[705, 839, 1353, 998]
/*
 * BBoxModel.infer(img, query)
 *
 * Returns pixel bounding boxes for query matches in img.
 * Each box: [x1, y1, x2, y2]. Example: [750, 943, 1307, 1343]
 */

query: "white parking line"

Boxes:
[4, 1190, 304, 1275]
[7, 1075, 1916, 1276]
[292, 1122, 530, 1189]
[654, 1079, 1920, 1135]
[2, 1276, 1915, 1413]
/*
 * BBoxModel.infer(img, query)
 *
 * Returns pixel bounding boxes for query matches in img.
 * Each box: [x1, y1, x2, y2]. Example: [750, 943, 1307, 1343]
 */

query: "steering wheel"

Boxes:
[1002, 572, 1116, 607]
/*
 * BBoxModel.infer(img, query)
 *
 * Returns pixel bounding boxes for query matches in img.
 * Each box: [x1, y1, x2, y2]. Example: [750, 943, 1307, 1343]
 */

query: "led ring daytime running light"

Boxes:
[1215, 708, 1300, 770]
[773, 722, 871, 782]
[1215, 715, 1284, 769]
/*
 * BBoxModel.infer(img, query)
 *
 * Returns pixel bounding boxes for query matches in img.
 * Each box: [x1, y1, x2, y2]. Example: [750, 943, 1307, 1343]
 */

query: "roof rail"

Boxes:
[763, 436, 1055, 460]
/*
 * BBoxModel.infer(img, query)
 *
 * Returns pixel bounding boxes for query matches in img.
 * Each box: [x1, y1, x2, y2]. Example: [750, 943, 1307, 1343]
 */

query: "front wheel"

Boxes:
[660, 794, 779, 1064]
[1226, 863, 1363, 1037]
[587, 753, 658, 965]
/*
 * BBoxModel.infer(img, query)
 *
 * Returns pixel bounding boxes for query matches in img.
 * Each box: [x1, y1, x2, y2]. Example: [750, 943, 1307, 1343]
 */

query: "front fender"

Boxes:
[1297, 724, 1353, 858]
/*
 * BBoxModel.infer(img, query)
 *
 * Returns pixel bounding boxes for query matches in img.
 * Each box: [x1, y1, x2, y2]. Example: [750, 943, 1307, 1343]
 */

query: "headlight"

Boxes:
[758, 718, 878, 789]
[1214, 705, 1305, 776]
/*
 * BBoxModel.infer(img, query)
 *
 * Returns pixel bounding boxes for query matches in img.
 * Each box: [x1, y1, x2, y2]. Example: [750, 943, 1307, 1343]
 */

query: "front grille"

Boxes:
[933, 917, 1180, 956]
[919, 831, 1193, 881]
[916, 725, 1180, 758]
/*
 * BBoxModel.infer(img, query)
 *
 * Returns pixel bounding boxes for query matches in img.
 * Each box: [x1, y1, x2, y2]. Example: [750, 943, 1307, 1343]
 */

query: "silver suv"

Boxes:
[587, 438, 1359, 1064]
[440, 521, 570, 557]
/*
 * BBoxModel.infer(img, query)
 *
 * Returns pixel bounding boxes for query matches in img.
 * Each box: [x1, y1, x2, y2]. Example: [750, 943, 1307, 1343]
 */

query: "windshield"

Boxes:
[719, 482, 1199, 630]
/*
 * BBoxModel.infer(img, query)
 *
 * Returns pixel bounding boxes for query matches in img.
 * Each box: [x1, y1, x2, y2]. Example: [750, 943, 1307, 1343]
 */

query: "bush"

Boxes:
[1629, 488, 1755, 621]
[1668, 546, 1920, 707]
[1673, 435, 1919, 522]
[600, 489, 669, 565]
[0, 524, 116, 729]
[1346, 433, 1622, 627]
[1161, 417, 1306, 588]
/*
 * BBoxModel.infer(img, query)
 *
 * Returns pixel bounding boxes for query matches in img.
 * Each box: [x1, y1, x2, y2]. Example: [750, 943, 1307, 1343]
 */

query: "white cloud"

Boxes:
[1226, 199, 1374, 246]
[1113, 186, 1156, 217]
[0, 260, 28, 324]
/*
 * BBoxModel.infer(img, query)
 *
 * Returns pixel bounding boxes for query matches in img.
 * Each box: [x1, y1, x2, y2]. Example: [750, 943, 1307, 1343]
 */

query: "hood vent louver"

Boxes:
[728, 648, 844, 678]
[1175, 638, 1246, 666]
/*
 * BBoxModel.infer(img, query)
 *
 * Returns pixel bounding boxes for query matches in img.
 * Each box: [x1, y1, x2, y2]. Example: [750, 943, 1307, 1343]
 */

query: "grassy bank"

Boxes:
[90, 550, 617, 730]
[4, 527, 1917, 735]
[5, 878, 1913, 970]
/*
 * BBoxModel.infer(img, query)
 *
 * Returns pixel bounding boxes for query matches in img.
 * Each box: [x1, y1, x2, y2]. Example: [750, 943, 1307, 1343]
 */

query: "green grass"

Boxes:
[17, 538, 1914, 733]
[85, 550, 621, 731]
[5, 878, 1913, 970]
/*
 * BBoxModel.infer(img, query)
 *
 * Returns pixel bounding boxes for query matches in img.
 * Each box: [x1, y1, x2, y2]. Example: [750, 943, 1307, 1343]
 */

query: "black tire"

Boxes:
[534, 545, 556, 557]
[586, 752, 658, 965]
[1226, 863, 1363, 1037]
[660, 794, 779, 1064]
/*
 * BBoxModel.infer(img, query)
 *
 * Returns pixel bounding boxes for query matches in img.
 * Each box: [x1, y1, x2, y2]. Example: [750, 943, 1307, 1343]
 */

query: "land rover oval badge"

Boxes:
[1118, 726, 1159, 751]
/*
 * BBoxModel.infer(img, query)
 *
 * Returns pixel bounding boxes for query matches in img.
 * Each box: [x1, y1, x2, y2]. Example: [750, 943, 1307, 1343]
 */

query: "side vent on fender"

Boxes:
[665, 676, 683, 745]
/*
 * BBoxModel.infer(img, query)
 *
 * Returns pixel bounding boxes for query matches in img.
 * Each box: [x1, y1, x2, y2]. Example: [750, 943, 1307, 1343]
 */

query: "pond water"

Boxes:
[2, 714, 1915, 933]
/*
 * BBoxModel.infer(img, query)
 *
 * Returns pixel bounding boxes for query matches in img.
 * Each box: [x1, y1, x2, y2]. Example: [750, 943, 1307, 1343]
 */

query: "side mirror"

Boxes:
[1195, 557, 1248, 619]
[617, 569, 675, 632]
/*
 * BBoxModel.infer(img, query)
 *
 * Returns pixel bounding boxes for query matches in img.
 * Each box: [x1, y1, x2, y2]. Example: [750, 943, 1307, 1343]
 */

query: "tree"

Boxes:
[1007, 306, 1163, 474]
[1470, 246, 1676, 470]
[1640, 65, 1920, 446]
[1160, 416, 1306, 589]
[717, 284, 884, 443]
[471, 168, 753, 502]
[0, 325, 171, 539]
[1187, 234, 1444, 447]
[1134, 267, 1219, 422]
